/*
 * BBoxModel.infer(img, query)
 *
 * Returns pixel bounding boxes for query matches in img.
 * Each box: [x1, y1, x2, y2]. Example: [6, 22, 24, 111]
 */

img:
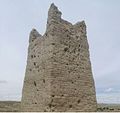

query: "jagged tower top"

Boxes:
[48, 3, 62, 22]
[29, 3, 86, 43]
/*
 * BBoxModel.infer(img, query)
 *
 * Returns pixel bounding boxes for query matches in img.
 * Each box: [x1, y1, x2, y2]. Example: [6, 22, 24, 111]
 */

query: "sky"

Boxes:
[0, 0, 120, 103]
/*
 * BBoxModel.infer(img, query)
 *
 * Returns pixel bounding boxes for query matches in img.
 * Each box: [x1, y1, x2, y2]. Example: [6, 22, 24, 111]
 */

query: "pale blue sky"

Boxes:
[0, 0, 120, 103]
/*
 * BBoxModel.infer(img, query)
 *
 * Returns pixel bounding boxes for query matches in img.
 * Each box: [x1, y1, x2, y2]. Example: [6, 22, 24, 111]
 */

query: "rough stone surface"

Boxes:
[21, 3, 97, 112]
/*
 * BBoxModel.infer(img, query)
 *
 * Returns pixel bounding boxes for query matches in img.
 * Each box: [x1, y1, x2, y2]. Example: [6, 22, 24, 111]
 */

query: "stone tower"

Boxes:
[21, 3, 97, 112]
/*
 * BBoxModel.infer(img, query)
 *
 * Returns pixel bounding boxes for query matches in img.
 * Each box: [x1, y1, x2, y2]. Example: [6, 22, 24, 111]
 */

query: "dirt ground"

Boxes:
[0, 101, 20, 112]
[97, 103, 120, 112]
[0, 101, 120, 112]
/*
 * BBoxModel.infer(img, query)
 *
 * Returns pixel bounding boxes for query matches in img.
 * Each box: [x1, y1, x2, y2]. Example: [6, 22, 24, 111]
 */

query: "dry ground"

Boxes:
[97, 103, 120, 112]
[0, 101, 120, 112]
[0, 101, 20, 112]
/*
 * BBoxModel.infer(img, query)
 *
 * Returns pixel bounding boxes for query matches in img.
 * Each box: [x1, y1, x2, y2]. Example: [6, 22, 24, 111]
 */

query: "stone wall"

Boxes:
[21, 3, 97, 112]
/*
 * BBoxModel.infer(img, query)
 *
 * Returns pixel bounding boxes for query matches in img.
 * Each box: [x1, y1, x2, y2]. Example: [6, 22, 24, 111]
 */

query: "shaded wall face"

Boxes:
[21, 4, 97, 112]
[21, 36, 54, 111]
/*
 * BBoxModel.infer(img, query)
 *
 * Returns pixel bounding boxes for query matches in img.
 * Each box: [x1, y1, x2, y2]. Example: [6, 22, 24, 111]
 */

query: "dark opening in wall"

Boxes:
[77, 99, 81, 103]
[66, 63, 68, 65]
[48, 103, 52, 108]
[29, 69, 32, 71]
[51, 95, 55, 97]
[34, 81, 37, 86]
[34, 62, 36, 66]
[43, 79, 45, 83]
[76, 36, 79, 39]
[31, 55, 33, 58]
[51, 43, 55, 45]
[67, 34, 69, 37]
[61, 94, 64, 97]
[44, 110, 47, 112]
[69, 105, 72, 108]
[64, 47, 68, 52]
[45, 33, 47, 36]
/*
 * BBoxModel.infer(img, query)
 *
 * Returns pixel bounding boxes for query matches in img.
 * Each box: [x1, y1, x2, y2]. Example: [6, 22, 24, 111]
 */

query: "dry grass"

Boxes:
[97, 103, 120, 112]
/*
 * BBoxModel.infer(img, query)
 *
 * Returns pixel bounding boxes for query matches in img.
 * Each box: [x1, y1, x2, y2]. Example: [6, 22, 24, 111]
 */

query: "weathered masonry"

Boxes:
[21, 3, 97, 112]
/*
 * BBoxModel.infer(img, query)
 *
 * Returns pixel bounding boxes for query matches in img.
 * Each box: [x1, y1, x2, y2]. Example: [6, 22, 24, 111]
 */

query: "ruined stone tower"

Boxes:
[21, 3, 97, 112]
